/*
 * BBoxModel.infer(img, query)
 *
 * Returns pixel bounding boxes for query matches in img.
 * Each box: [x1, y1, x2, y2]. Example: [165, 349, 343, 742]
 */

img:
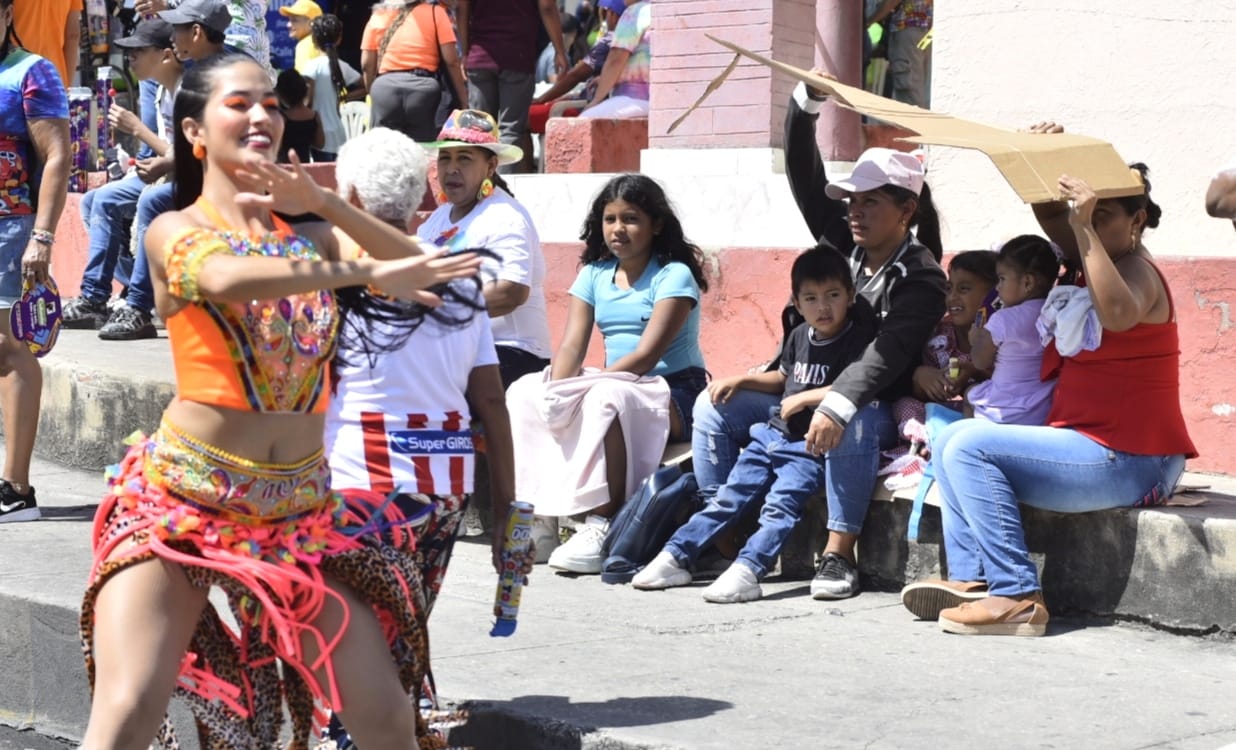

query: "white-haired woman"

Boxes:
[326, 126, 518, 605]
[322, 125, 522, 746]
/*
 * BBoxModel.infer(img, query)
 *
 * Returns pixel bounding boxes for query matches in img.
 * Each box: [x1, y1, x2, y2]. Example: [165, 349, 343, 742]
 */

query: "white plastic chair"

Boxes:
[340, 101, 371, 142]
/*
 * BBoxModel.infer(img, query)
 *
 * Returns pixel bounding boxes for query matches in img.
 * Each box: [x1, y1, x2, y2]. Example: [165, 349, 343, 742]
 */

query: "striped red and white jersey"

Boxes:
[325, 286, 499, 496]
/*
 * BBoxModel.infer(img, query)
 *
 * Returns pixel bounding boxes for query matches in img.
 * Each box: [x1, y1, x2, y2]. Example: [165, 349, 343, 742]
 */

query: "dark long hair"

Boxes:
[311, 14, 346, 104]
[878, 182, 943, 262]
[579, 174, 709, 293]
[332, 249, 495, 370]
[172, 52, 266, 209]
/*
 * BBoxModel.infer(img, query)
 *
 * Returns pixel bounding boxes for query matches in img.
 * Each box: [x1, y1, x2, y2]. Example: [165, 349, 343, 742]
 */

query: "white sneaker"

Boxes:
[702, 562, 762, 603]
[547, 514, 609, 574]
[532, 515, 559, 564]
[632, 550, 693, 590]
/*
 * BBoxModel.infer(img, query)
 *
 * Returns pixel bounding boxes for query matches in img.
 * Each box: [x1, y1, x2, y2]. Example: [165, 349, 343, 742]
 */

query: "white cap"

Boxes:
[824, 147, 925, 200]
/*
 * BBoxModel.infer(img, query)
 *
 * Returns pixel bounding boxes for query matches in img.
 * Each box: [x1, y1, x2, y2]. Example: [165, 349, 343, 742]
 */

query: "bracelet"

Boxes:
[30, 229, 54, 246]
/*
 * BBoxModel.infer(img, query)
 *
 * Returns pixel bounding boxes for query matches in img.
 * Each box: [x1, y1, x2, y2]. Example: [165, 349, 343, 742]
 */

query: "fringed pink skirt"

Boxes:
[81, 422, 440, 750]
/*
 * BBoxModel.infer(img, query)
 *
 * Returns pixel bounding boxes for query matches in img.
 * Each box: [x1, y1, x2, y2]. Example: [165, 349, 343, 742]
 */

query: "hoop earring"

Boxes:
[192, 142, 206, 160]
[477, 178, 494, 201]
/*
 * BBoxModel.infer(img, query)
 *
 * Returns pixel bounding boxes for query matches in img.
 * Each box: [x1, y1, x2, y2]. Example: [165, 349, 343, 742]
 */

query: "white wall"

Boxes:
[930, 0, 1236, 256]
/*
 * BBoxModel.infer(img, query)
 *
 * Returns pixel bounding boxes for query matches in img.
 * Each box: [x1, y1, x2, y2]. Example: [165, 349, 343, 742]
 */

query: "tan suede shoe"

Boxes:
[900, 579, 988, 620]
[938, 593, 1049, 637]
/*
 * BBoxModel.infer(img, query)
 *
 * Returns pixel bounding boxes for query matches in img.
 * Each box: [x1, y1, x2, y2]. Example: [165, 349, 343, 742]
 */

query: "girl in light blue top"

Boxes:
[538, 173, 709, 573]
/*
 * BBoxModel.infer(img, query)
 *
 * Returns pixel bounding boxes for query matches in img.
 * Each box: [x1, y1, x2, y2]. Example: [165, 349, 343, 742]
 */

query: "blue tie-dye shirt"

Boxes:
[0, 49, 67, 216]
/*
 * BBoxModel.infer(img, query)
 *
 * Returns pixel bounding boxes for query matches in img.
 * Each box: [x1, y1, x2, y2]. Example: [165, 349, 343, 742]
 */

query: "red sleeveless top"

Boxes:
[1041, 260, 1196, 458]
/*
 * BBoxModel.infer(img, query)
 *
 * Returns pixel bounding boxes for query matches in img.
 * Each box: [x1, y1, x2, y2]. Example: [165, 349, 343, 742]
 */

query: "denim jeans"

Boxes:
[136, 80, 159, 160]
[822, 401, 897, 534]
[932, 419, 1188, 597]
[79, 174, 142, 301]
[690, 388, 781, 493]
[128, 182, 174, 312]
[665, 422, 825, 578]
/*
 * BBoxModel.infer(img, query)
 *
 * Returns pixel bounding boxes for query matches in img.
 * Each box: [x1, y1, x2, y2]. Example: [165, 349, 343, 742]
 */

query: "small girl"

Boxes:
[881, 250, 997, 487]
[965, 234, 1061, 425]
[274, 69, 322, 163]
[303, 14, 363, 161]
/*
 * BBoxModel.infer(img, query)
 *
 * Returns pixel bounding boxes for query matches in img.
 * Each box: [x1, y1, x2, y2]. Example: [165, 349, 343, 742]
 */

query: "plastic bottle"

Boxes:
[490, 501, 534, 637]
[947, 357, 960, 380]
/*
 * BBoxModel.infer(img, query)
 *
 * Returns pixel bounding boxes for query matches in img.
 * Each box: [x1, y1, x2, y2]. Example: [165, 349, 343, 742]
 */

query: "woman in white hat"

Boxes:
[418, 108, 552, 389]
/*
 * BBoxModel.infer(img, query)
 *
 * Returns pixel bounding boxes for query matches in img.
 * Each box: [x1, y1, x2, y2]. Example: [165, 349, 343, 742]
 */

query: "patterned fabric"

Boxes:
[0, 49, 68, 216]
[890, 0, 933, 30]
[162, 225, 339, 414]
[81, 426, 440, 750]
[148, 421, 332, 521]
[224, 0, 274, 77]
[610, 1, 651, 101]
[405, 492, 468, 611]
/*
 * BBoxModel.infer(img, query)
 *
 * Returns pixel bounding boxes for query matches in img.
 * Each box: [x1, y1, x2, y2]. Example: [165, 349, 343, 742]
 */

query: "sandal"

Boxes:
[900, 579, 988, 620]
[938, 593, 1049, 637]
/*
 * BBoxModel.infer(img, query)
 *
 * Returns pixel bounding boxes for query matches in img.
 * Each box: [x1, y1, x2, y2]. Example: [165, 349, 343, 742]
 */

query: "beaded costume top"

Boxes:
[163, 199, 339, 414]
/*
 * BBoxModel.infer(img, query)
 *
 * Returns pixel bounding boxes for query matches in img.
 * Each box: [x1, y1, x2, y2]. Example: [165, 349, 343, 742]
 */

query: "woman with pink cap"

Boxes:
[688, 77, 948, 602]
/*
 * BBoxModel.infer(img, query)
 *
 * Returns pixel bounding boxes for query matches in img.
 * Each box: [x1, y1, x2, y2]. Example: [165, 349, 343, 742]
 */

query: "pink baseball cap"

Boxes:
[825, 147, 925, 200]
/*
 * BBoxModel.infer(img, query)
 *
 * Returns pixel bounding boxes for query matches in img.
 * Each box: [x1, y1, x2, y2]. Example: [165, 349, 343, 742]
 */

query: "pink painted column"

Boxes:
[648, 0, 817, 149]
[813, 0, 863, 160]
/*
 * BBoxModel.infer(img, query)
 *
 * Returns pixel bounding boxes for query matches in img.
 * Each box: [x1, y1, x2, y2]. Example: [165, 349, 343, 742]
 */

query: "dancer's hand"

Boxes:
[368, 250, 482, 303]
[235, 153, 329, 216]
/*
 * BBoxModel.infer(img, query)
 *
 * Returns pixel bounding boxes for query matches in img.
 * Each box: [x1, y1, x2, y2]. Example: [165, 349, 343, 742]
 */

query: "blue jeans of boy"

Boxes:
[692, 394, 897, 535]
[78, 174, 142, 301]
[932, 419, 1187, 597]
[690, 388, 780, 492]
[127, 182, 174, 312]
[666, 422, 825, 578]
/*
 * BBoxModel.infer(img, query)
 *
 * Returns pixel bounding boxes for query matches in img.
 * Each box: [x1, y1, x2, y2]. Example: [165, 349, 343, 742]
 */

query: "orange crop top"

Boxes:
[163, 201, 339, 414]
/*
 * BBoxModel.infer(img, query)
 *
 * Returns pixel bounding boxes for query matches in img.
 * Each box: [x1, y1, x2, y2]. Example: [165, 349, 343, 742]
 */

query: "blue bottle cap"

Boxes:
[489, 617, 518, 638]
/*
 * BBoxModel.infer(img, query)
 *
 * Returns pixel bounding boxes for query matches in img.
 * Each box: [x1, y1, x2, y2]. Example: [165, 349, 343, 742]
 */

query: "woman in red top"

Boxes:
[899, 143, 1195, 637]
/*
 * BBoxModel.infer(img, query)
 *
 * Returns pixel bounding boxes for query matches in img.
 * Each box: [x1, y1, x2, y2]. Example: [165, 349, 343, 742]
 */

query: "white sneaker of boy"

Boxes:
[632, 550, 693, 590]
[702, 561, 762, 603]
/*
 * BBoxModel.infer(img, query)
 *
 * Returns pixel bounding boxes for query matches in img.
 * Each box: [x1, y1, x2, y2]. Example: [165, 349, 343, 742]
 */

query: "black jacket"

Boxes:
[781, 93, 947, 422]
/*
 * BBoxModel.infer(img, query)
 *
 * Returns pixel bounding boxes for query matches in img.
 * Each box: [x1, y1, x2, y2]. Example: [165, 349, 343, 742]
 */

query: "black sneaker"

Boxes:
[98, 304, 157, 341]
[61, 296, 110, 329]
[0, 480, 41, 523]
[810, 552, 860, 600]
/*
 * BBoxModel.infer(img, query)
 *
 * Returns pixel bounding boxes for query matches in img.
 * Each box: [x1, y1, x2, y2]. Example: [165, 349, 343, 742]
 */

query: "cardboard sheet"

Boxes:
[672, 36, 1144, 204]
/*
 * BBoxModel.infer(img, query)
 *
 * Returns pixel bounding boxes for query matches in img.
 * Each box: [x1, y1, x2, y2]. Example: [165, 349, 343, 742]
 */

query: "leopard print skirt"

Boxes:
[80, 428, 443, 750]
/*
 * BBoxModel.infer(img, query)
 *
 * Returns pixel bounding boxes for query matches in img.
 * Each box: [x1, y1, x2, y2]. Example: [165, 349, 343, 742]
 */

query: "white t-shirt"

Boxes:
[417, 188, 552, 359]
[302, 55, 361, 154]
[324, 284, 499, 496]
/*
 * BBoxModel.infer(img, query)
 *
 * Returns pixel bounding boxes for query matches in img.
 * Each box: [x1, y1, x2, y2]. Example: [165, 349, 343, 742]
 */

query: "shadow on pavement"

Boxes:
[38, 504, 99, 522]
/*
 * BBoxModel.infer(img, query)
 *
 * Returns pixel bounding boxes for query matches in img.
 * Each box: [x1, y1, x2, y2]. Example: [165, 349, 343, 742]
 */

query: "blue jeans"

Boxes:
[821, 401, 897, 534]
[0, 215, 36, 307]
[79, 174, 142, 301]
[666, 422, 825, 578]
[933, 419, 1188, 597]
[690, 388, 781, 493]
[128, 182, 175, 312]
[136, 80, 159, 160]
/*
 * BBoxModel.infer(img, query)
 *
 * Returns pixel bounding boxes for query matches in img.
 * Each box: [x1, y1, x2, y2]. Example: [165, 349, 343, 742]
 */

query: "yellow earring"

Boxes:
[477, 178, 494, 201]
[192, 142, 206, 160]
[436, 189, 448, 204]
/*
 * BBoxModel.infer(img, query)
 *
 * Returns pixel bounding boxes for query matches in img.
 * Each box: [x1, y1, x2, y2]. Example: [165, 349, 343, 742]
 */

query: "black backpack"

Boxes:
[600, 465, 701, 584]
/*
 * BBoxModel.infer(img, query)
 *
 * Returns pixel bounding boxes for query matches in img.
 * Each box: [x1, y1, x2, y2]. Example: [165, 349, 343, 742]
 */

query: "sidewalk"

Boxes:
[3, 451, 1236, 749]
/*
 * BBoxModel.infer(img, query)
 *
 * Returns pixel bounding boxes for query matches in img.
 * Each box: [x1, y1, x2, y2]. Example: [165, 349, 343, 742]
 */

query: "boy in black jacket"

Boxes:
[633, 246, 877, 603]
